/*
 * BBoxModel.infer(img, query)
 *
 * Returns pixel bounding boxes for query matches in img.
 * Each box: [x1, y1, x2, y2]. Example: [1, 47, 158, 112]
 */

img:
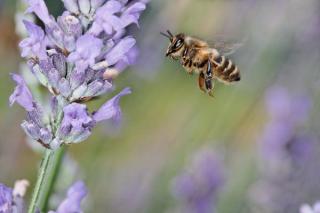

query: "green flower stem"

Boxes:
[28, 146, 66, 213]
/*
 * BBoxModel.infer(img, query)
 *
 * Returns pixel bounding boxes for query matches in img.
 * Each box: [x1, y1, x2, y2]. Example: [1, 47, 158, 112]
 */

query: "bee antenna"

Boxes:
[167, 30, 173, 38]
[160, 31, 173, 41]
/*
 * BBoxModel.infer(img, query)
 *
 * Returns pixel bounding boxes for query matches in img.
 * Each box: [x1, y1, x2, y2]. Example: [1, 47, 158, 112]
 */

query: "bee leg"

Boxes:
[198, 73, 206, 92]
[205, 61, 214, 97]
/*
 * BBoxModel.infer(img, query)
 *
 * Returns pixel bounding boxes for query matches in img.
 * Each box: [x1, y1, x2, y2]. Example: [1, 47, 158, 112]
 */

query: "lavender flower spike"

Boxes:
[13, 0, 148, 149]
[49, 181, 87, 213]
[172, 148, 225, 213]
[9, 73, 36, 111]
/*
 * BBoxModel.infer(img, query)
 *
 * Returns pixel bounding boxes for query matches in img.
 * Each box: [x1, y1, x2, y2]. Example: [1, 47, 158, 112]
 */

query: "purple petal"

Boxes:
[121, 2, 146, 28]
[90, 0, 105, 10]
[52, 181, 87, 213]
[92, 87, 131, 122]
[19, 20, 47, 59]
[89, 0, 123, 35]
[0, 183, 13, 212]
[67, 34, 103, 72]
[114, 46, 139, 72]
[25, 0, 52, 25]
[9, 73, 36, 112]
[105, 37, 136, 66]
[61, 103, 93, 133]
[79, 0, 90, 15]
[61, 0, 79, 14]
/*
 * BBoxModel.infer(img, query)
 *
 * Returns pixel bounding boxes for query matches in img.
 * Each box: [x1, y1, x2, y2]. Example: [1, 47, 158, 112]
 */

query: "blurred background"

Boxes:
[0, 0, 320, 212]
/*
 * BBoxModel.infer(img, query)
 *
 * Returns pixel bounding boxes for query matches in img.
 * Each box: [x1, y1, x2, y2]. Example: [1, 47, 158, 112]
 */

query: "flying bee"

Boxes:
[161, 30, 241, 97]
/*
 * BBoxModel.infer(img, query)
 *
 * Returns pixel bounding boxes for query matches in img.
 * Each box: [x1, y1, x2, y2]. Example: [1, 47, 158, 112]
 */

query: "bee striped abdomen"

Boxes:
[213, 55, 240, 82]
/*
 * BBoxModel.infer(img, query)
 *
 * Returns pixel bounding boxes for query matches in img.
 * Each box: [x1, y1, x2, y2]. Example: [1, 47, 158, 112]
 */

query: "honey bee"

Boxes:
[161, 30, 241, 96]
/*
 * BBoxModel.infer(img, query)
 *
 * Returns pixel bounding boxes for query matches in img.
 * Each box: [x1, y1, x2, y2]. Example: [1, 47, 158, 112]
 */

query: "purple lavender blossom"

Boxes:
[49, 181, 87, 213]
[171, 148, 224, 213]
[0, 184, 13, 213]
[10, 0, 148, 149]
[67, 34, 103, 72]
[9, 73, 36, 112]
[93, 87, 131, 122]
[300, 202, 320, 213]
[249, 85, 320, 213]
[0, 180, 29, 213]
[19, 20, 47, 60]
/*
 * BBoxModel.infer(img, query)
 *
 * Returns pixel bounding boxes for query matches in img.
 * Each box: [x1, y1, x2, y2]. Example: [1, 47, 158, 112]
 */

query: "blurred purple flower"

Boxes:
[0, 184, 13, 213]
[300, 202, 320, 213]
[0, 180, 29, 213]
[9, 73, 36, 112]
[172, 148, 224, 213]
[250, 85, 320, 213]
[49, 181, 87, 213]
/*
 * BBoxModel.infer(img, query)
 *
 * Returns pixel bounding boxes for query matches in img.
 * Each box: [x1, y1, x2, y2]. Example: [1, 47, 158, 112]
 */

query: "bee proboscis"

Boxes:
[161, 30, 241, 97]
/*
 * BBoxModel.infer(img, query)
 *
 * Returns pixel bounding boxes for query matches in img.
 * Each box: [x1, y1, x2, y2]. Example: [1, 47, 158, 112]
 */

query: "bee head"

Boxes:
[161, 30, 185, 57]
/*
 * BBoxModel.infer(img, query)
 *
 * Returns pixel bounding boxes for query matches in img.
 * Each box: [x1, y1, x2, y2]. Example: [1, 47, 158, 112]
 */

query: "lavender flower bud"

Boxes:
[47, 68, 61, 89]
[58, 78, 72, 97]
[71, 84, 88, 100]
[39, 128, 53, 144]
[79, 0, 91, 15]
[69, 70, 86, 90]
[52, 53, 67, 77]
[84, 79, 105, 97]
[21, 120, 40, 140]
[31, 63, 49, 86]
[61, 0, 79, 14]
[90, 0, 105, 10]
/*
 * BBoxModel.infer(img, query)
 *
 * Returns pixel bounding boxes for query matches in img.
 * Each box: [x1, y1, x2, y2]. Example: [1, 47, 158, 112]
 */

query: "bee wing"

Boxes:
[209, 38, 245, 56]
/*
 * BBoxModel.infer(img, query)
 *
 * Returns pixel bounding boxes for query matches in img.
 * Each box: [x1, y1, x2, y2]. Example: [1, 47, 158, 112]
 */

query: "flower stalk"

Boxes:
[28, 146, 65, 213]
